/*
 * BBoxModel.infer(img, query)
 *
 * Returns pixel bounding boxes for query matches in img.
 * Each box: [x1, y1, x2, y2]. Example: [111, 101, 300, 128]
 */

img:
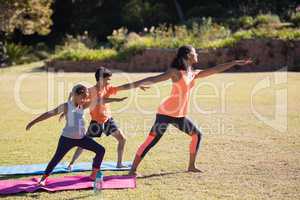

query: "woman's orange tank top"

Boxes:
[157, 70, 196, 117]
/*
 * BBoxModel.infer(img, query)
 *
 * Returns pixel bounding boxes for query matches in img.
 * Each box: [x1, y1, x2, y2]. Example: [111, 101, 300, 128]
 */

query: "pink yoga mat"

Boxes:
[0, 175, 136, 195]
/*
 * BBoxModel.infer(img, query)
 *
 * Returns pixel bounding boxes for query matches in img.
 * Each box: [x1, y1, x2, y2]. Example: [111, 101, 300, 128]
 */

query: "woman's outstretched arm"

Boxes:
[195, 59, 252, 79]
[116, 69, 177, 91]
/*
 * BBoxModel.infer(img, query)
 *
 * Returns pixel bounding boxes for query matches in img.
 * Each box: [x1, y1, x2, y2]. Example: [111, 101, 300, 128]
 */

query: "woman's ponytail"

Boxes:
[170, 45, 193, 70]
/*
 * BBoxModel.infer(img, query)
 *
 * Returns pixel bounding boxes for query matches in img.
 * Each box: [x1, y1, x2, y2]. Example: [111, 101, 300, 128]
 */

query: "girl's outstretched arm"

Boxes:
[26, 103, 67, 131]
[195, 59, 253, 79]
[115, 68, 177, 91]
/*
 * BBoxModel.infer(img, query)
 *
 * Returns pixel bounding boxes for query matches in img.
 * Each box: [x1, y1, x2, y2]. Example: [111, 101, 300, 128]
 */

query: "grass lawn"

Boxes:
[0, 62, 299, 200]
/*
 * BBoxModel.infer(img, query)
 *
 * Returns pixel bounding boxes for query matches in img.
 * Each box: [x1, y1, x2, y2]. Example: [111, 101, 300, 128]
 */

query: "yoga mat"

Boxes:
[0, 161, 132, 175]
[0, 175, 136, 195]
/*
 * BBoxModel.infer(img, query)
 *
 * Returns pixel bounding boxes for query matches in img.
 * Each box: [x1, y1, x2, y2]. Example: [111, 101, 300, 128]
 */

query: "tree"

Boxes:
[173, 0, 185, 22]
[121, 0, 175, 30]
[0, 0, 53, 36]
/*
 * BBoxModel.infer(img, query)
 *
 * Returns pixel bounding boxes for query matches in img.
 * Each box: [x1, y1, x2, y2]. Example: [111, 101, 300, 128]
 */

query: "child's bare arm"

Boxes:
[82, 97, 128, 109]
[26, 103, 67, 131]
[102, 97, 128, 103]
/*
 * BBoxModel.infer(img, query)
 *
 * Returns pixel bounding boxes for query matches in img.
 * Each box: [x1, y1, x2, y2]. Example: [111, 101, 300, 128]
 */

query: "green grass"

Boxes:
[0, 63, 299, 199]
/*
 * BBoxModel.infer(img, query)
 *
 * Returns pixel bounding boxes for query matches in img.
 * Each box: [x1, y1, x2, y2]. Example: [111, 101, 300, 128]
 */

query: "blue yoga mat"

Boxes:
[0, 161, 132, 175]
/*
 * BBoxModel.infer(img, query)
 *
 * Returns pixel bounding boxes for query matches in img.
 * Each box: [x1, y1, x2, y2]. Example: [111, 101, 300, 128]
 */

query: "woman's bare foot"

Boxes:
[128, 170, 142, 177]
[188, 167, 203, 173]
[128, 170, 136, 176]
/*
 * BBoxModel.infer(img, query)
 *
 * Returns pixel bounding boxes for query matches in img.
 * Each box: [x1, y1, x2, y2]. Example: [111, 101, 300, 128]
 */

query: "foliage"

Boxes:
[5, 42, 33, 65]
[53, 35, 117, 61]
[255, 14, 281, 27]
[107, 28, 128, 50]
[3, 1, 300, 64]
[53, 47, 117, 62]
[238, 16, 255, 29]
[52, 16, 300, 62]
[0, 0, 53, 35]
[121, 0, 171, 30]
[290, 12, 300, 27]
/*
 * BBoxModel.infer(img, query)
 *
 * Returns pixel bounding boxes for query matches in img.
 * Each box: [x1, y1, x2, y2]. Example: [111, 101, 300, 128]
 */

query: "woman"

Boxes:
[126, 45, 252, 175]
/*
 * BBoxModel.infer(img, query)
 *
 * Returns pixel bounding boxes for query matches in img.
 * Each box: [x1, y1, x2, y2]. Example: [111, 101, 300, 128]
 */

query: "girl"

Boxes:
[126, 45, 252, 175]
[26, 84, 127, 185]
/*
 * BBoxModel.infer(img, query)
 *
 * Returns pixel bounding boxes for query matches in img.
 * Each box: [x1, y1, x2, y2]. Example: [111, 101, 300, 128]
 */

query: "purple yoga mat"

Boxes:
[0, 175, 136, 195]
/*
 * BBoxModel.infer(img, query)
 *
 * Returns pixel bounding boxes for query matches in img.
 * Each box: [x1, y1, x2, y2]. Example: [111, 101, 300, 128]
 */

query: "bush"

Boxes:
[255, 14, 281, 27]
[32, 42, 51, 60]
[1, 41, 53, 66]
[61, 33, 98, 49]
[277, 28, 300, 40]
[5, 43, 33, 65]
[0, 41, 8, 67]
[107, 28, 128, 50]
[139, 18, 231, 49]
[116, 45, 146, 61]
[53, 47, 117, 61]
[248, 27, 300, 41]
[252, 27, 278, 39]
[201, 37, 235, 49]
[198, 18, 231, 41]
[238, 16, 255, 29]
[290, 12, 300, 27]
[53, 34, 118, 61]
[233, 30, 253, 41]
[50, 15, 300, 62]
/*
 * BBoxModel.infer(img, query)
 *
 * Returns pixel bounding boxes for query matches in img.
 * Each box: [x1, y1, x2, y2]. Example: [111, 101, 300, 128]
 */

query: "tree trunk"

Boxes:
[174, 0, 185, 23]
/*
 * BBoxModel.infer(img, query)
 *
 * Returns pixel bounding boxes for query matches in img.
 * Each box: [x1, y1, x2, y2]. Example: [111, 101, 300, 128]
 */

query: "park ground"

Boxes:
[0, 62, 299, 200]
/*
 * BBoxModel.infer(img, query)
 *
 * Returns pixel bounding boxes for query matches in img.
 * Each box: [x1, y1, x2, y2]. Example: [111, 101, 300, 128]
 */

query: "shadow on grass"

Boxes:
[0, 174, 39, 181]
[30, 65, 47, 73]
[138, 171, 189, 179]
[64, 194, 96, 200]
[0, 192, 94, 200]
[0, 190, 93, 199]
[0, 192, 41, 198]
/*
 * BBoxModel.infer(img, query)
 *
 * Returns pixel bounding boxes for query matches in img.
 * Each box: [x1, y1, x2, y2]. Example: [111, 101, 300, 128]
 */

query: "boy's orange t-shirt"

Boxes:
[87, 85, 118, 123]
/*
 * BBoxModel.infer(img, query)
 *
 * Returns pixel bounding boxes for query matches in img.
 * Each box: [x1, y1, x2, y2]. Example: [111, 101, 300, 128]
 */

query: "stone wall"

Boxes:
[46, 39, 300, 72]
